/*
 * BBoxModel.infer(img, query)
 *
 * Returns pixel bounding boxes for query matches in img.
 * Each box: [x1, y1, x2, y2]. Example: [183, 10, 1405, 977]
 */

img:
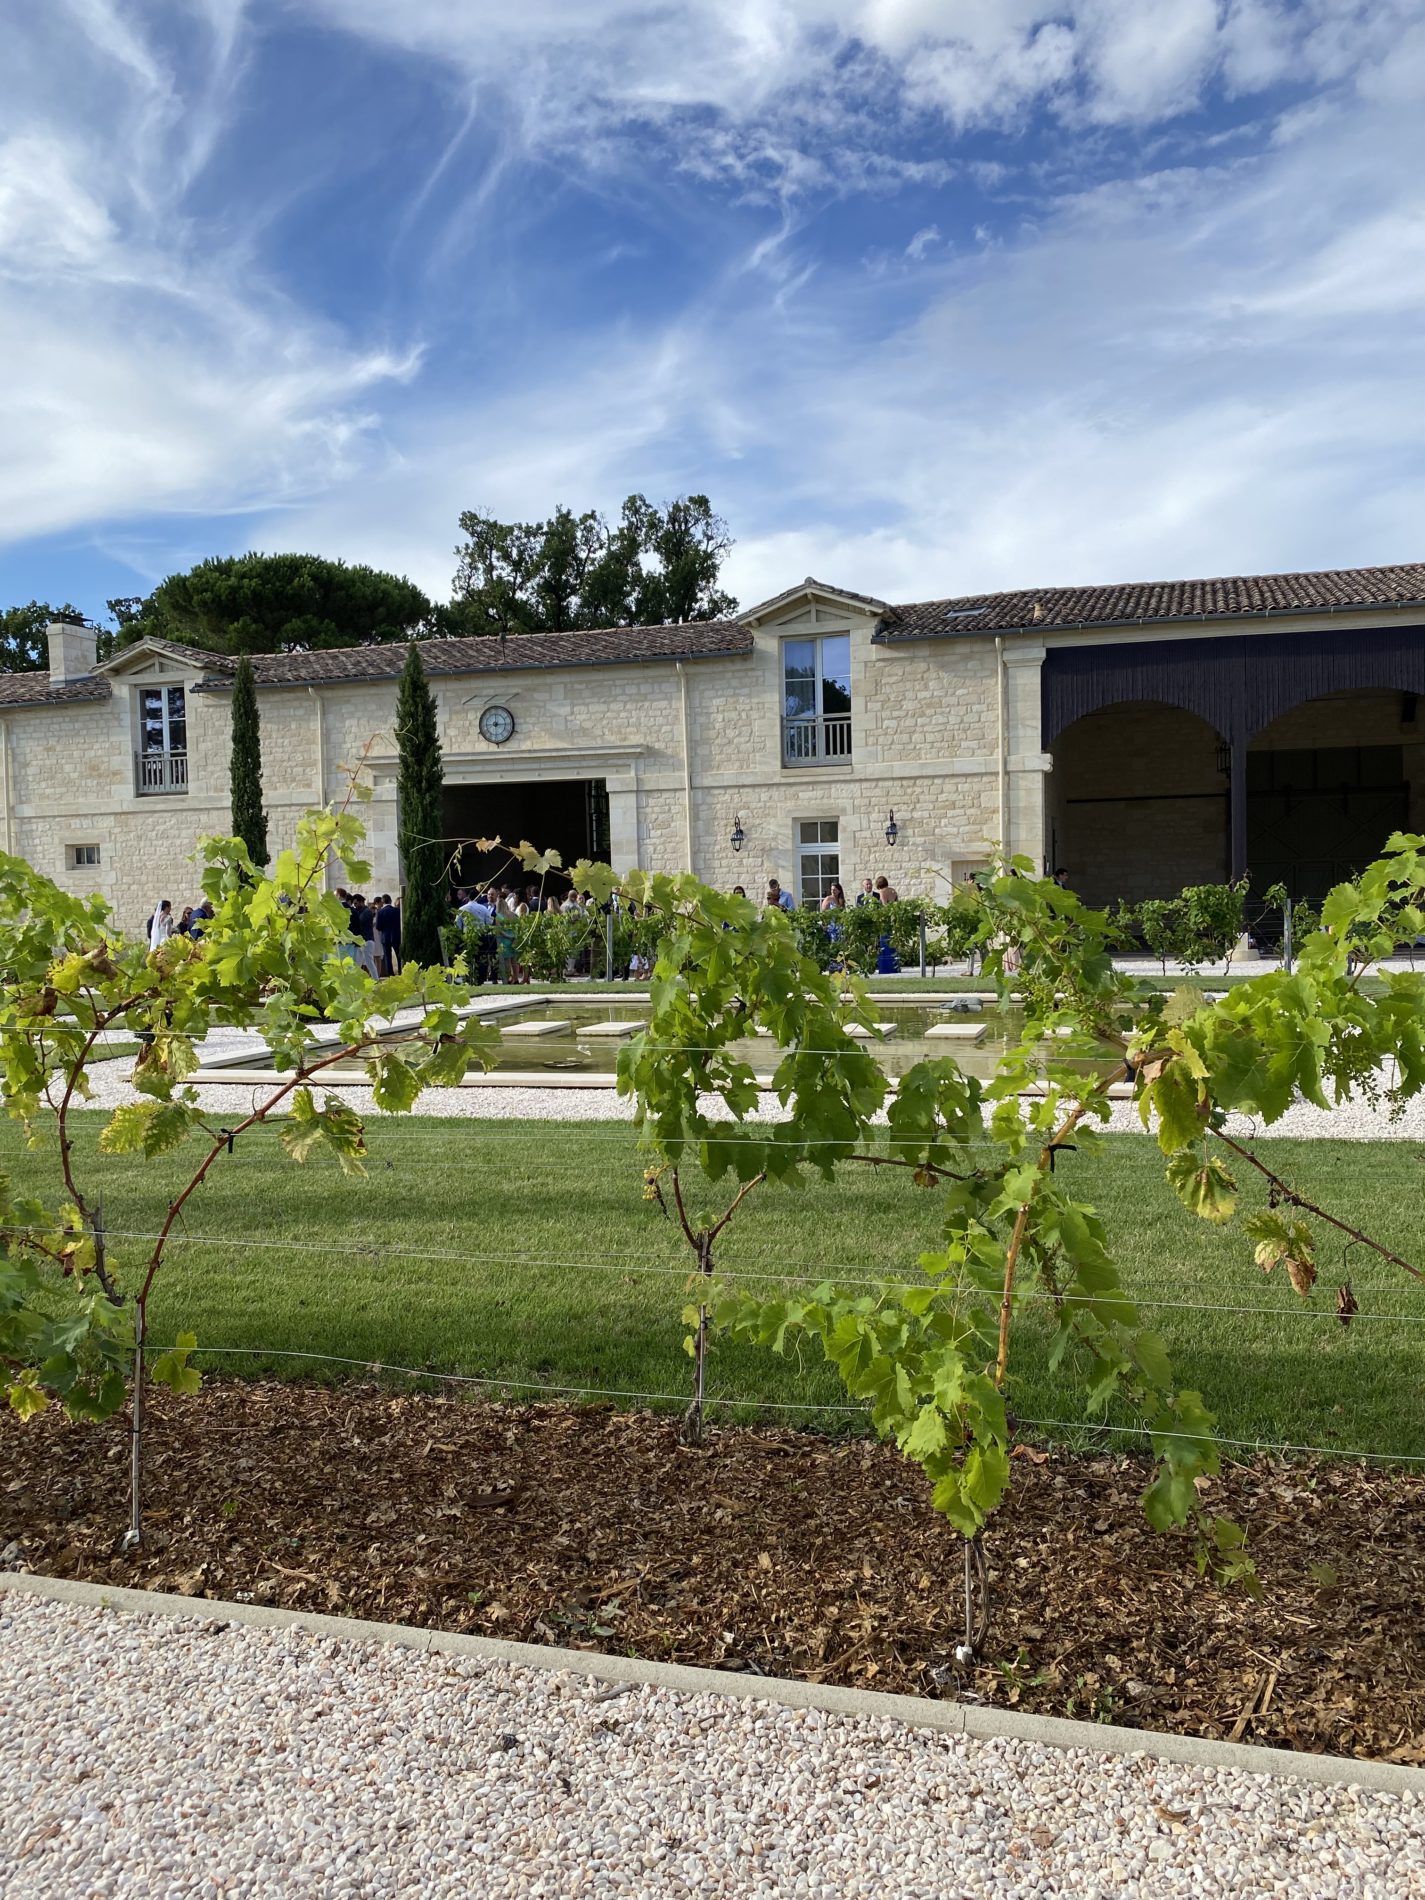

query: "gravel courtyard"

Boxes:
[3, 1594, 1420, 1899]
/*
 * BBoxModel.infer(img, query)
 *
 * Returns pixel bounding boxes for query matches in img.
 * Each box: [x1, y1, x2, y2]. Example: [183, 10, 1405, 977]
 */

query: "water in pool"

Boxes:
[247, 997, 1118, 1082]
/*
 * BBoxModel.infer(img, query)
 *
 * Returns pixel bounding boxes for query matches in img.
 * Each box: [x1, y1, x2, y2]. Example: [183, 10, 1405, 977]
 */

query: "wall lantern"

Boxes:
[885, 810, 899, 848]
[1215, 742, 1232, 778]
[730, 815, 746, 853]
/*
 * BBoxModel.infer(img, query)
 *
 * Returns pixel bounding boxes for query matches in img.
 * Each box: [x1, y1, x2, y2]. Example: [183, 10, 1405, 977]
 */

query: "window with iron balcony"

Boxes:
[781, 634, 852, 766]
[134, 685, 189, 795]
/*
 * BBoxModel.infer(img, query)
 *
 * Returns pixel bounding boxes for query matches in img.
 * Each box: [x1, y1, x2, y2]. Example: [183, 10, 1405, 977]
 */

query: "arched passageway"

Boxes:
[1046, 700, 1227, 909]
[1247, 689, 1425, 902]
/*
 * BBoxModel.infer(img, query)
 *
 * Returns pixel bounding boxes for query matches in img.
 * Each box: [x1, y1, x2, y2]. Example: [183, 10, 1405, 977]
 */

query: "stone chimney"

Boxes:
[47, 616, 98, 686]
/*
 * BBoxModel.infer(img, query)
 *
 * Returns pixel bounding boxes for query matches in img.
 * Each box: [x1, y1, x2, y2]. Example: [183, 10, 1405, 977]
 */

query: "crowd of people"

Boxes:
[332, 890, 402, 977]
[144, 898, 214, 949]
[144, 887, 401, 975]
[448, 882, 645, 985]
[143, 861, 1012, 976]
[726, 873, 901, 913]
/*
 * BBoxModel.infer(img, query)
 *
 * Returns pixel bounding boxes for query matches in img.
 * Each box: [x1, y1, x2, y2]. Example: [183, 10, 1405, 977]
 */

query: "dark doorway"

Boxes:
[439, 778, 609, 892]
[1247, 745, 1407, 902]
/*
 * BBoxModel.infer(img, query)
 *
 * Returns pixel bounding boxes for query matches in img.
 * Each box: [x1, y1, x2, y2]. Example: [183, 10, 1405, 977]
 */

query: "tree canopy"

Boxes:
[0, 601, 86, 672]
[111, 553, 433, 657]
[447, 493, 737, 636]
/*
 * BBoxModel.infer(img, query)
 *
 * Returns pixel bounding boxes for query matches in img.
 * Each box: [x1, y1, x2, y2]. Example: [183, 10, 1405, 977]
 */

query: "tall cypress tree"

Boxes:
[228, 656, 269, 867]
[396, 641, 445, 965]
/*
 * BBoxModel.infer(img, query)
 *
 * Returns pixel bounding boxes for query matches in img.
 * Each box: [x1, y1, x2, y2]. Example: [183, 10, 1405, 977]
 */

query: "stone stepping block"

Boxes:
[579, 1021, 642, 1038]
[926, 1022, 988, 1042]
[501, 1019, 572, 1037]
[846, 1022, 898, 1039]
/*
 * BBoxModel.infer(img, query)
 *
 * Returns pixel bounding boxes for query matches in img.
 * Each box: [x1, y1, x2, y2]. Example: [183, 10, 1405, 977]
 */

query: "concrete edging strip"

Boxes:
[4, 1570, 1420, 1796]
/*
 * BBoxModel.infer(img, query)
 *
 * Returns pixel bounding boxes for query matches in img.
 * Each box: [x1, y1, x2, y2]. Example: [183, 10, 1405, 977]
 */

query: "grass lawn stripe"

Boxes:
[9, 1114, 1424, 1459]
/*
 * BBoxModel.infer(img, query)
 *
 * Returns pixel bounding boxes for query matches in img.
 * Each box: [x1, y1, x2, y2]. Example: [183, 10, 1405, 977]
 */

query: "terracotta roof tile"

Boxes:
[0, 674, 110, 708]
[879, 562, 1425, 640]
[234, 618, 754, 688]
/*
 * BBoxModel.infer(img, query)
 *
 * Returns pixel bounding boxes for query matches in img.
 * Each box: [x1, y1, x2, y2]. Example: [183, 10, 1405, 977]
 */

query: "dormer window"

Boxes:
[135, 685, 188, 794]
[782, 634, 851, 766]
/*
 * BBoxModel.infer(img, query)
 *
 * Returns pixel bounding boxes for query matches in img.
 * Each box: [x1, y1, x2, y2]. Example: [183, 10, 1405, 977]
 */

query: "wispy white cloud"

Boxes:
[257, 45, 1425, 612]
[299, 0, 1425, 148]
[0, 2, 418, 549]
[3, 0, 1425, 623]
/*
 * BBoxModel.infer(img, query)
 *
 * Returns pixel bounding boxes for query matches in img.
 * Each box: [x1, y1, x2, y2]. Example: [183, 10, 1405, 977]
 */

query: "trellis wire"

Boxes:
[139, 1339, 1425, 1466]
[37, 1223, 1425, 1324]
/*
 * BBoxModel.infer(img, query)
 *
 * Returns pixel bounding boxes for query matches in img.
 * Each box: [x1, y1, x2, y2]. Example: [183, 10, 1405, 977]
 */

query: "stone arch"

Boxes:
[1047, 700, 1228, 910]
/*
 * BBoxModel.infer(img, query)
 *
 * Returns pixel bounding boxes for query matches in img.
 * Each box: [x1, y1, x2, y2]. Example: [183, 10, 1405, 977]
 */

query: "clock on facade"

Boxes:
[479, 704, 515, 745]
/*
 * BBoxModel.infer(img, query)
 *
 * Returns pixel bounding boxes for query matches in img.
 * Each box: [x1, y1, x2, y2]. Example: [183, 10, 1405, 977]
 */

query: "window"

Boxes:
[782, 635, 852, 764]
[797, 819, 840, 906]
[69, 844, 101, 868]
[135, 685, 189, 794]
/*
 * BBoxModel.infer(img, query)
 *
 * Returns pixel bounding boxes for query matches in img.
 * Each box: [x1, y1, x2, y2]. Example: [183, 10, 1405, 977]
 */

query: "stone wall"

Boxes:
[0, 602, 1046, 931]
[58, 593, 1425, 932]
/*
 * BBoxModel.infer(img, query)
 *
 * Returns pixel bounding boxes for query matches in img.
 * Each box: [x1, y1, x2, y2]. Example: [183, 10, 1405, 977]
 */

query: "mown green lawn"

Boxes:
[7, 1114, 1423, 1461]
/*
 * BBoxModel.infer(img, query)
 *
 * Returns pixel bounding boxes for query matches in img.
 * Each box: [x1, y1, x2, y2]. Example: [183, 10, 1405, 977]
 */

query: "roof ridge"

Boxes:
[882, 560, 1425, 640]
[891, 559, 1425, 616]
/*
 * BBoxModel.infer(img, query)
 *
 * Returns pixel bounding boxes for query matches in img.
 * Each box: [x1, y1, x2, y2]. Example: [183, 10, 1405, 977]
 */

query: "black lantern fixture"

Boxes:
[885, 809, 899, 848]
[730, 814, 746, 853]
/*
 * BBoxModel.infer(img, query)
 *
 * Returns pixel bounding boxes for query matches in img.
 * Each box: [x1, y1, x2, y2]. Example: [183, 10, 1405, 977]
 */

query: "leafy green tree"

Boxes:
[396, 642, 446, 966]
[1, 601, 86, 672]
[109, 553, 433, 657]
[228, 656, 269, 868]
[449, 493, 736, 634]
[0, 780, 495, 1541]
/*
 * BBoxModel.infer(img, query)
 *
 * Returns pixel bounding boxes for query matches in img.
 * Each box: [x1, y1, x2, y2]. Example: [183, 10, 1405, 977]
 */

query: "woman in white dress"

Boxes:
[148, 900, 175, 950]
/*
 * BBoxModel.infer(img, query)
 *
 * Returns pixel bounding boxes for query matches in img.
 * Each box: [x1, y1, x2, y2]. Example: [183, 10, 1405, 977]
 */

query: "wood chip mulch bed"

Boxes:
[3, 1382, 1422, 1764]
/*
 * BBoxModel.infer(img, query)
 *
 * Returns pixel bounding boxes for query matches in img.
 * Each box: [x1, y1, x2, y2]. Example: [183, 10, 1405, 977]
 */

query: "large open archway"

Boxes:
[1047, 700, 1228, 909]
[439, 778, 610, 894]
[1246, 689, 1425, 901]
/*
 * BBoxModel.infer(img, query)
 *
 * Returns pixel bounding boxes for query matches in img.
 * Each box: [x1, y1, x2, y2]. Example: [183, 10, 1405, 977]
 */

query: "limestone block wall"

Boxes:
[0, 678, 328, 933]
[0, 599, 1045, 931]
[687, 606, 1041, 900]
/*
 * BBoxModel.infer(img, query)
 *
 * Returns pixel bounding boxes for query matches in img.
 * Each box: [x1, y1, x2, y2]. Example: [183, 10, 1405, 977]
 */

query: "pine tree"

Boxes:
[229, 656, 269, 867]
[396, 641, 446, 965]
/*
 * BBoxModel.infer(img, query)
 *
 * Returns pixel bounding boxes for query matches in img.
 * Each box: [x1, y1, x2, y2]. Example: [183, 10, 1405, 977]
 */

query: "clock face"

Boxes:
[479, 704, 515, 745]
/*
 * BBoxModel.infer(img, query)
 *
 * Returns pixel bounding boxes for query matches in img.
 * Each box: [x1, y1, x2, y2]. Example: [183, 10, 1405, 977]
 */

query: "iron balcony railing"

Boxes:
[781, 713, 852, 766]
[135, 750, 188, 795]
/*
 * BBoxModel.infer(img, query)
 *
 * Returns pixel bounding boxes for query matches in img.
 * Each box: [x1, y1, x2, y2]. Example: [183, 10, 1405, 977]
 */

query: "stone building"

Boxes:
[3, 563, 1424, 931]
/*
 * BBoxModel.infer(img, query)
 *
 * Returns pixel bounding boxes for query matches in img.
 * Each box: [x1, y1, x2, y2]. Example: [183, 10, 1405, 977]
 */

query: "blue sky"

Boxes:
[3, 0, 1424, 625]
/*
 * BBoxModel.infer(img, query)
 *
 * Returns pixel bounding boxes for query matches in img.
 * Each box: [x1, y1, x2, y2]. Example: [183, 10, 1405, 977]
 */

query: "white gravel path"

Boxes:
[3, 1596, 1419, 1899]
